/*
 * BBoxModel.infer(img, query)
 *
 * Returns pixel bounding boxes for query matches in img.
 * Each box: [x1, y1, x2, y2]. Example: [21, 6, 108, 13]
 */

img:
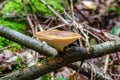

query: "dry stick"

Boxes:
[102, 33, 114, 74]
[46, 20, 53, 29]
[64, 11, 91, 79]
[21, 0, 35, 35]
[67, 62, 111, 80]
[83, 29, 103, 42]
[40, 0, 69, 25]
[48, 24, 66, 30]
[28, 0, 44, 32]
[0, 44, 17, 51]
[86, 26, 109, 75]
[0, 1, 7, 11]
[64, 11, 90, 47]
[70, 0, 75, 19]
[68, 4, 89, 77]
[0, 39, 118, 80]
[69, 0, 83, 47]
[104, 55, 110, 73]
[85, 26, 120, 70]
[74, 5, 92, 25]
[86, 26, 116, 75]
[0, 26, 112, 80]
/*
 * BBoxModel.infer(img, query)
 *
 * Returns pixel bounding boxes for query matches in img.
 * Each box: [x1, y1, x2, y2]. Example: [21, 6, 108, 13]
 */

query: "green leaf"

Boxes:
[55, 76, 67, 80]
[112, 26, 120, 36]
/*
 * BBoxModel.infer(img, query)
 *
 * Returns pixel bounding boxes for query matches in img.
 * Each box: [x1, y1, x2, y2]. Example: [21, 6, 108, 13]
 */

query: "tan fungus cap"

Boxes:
[34, 29, 80, 51]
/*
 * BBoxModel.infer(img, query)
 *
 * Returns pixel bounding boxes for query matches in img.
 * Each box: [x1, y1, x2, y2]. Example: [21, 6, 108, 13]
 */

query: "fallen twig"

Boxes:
[0, 44, 17, 51]
[0, 25, 113, 80]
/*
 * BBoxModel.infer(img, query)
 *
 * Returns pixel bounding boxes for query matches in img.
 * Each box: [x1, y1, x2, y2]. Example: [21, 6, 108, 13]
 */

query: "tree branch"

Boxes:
[1, 39, 119, 79]
[0, 25, 114, 80]
[68, 62, 112, 80]
[0, 25, 58, 56]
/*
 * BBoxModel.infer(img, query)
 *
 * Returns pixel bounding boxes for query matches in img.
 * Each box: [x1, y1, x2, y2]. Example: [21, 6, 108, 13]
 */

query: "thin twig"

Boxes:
[46, 20, 53, 30]
[83, 29, 103, 42]
[74, 5, 92, 25]
[28, 0, 44, 32]
[40, 0, 69, 25]
[0, 44, 17, 51]
[0, 1, 7, 11]
[48, 24, 66, 30]
[70, 0, 75, 19]
[21, 0, 35, 35]
[64, 11, 90, 47]
[103, 55, 110, 73]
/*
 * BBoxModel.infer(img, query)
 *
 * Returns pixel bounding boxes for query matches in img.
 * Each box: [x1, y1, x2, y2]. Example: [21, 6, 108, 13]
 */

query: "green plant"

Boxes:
[14, 57, 26, 70]
[0, 18, 26, 49]
[112, 26, 120, 36]
[41, 74, 51, 80]
[55, 76, 67, 80]
[106, 1, 120, 16]
[0, 71, 2, 74]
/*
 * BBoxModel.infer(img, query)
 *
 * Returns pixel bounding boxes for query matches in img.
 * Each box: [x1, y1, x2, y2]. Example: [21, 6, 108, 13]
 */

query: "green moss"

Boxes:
[0, 18, 26, 32]
[13, 57, 26, 71]
[0, 18, 26, 49]
[1, 0, 24, 17]
[31, 0, 64, 16]
[41, 74, 51, 80]
[1, 0, 64, 17]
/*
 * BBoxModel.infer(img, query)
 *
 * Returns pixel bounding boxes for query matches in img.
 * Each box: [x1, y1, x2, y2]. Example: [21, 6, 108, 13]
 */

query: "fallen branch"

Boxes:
[0, 25, 114, 80]
[1, 39, 119, 79]
[0, 25, 58, 56]
[68, 62, 112, 80]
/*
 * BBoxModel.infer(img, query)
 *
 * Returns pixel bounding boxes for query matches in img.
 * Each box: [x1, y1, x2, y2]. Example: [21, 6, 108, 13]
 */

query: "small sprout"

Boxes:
[34, 29, 80, 51]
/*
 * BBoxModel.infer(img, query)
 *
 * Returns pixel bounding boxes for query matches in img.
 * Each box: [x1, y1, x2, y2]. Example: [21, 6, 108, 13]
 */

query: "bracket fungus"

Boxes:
[34, 29, 80, 51]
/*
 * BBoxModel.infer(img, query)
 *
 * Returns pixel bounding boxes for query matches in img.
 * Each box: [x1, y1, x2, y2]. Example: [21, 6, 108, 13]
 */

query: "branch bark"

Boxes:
[1, 40, 119, 79]
[68, 62, 112, 80]
[0, 25, 58, 56]
[0, 25, 114, 80]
